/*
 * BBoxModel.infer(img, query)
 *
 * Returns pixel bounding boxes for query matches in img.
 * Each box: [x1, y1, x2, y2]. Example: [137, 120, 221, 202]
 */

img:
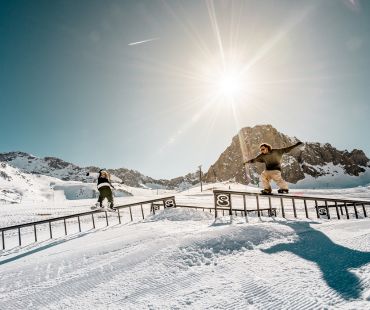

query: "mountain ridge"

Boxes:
[0, 151, 199, 190]
[203, 124, 370, 188]
[2, 124, 370, 189]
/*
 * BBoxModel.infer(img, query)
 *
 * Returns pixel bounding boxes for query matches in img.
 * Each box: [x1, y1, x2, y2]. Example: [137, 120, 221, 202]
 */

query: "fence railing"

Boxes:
[3, 190, 368, 252]
[0, 196, 176, 251]
[213, 190, 370, 220]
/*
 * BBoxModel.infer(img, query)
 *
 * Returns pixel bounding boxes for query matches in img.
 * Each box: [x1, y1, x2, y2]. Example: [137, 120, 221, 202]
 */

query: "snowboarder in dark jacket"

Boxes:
[244, 141, 303, 194]
[97, 169, 115, 209]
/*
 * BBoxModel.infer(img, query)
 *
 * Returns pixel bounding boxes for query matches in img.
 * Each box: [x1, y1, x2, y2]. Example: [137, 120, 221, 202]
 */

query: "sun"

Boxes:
[198, 54, 250, 103]
[218, 72, 243, 98]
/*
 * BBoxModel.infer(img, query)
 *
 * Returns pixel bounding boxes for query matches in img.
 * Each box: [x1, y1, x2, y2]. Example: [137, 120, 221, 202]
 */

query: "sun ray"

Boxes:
[156, 92, 220, 154]
[240, 4, 316, 75]
[206, 0, 226, 69]
[161, 0, 214, 60]
[123, 0, 330, 165]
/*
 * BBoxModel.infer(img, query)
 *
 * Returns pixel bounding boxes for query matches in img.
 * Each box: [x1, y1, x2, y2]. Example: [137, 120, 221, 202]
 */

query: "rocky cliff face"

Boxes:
[203, 125, 370, 186]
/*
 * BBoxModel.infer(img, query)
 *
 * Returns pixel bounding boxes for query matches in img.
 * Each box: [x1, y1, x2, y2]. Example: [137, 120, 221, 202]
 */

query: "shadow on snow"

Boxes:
[262, 221, 370, 300]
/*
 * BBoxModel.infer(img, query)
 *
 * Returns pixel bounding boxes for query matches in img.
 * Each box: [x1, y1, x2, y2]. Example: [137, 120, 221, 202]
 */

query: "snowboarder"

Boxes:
[96, 169, 115, 209]
[244, 141, 303, 194]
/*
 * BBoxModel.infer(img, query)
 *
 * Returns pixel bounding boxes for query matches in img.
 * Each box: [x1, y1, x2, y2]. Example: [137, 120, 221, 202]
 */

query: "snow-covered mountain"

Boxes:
[109, 168, 199, 190]
[0, 161, 132, 204]
[0, 152, 199, 189]
[203, 124, 370, 188]
[0, 152, 197, 203]
[2, 124, 369, 192]
[0, 152, 93, 182]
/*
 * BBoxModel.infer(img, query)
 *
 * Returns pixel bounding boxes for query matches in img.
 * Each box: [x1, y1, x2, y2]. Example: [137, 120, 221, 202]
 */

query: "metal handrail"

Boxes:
[0, 195, 176, 251]
[213, 189, 370, 220]
[213, 189, 370, 204]
[0, 209, 103, 232]
[0, 196, 176, 232]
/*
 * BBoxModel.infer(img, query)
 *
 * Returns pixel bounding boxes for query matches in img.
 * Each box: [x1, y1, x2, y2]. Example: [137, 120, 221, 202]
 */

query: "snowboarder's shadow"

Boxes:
[262, 221, 370, 300]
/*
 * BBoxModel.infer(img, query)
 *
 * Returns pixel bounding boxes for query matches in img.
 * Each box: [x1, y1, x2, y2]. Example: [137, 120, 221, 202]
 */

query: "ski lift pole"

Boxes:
[198, 165, 203, 192]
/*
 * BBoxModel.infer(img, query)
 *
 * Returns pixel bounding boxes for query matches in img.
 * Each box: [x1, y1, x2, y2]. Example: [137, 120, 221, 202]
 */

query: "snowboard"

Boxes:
[259, 191, 304, 197]
[91, 204, 117, 212]
[260, 192, 287, 196]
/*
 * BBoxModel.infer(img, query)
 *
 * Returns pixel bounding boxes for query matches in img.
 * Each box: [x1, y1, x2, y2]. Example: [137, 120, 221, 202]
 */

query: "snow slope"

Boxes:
[0, 206, 370, 309]
[291, 163, 370, 189]
[0, 162, 63, 204]
[0, 185, 369, 309]
[0, 162, 133, 205]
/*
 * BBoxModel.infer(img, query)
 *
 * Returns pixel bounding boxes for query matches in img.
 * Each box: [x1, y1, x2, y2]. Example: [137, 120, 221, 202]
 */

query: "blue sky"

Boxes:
[1, 0, 369, 178]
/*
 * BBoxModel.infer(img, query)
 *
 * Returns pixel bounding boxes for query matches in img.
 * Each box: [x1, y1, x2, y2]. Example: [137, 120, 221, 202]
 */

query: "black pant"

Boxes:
[98, 186, 114, 207]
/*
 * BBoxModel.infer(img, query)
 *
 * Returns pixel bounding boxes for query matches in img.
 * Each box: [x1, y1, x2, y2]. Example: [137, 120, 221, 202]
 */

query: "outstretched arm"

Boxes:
[243, 154, 263, 165]
[279, 141, 303, 154]
[244, 158, 255, 165]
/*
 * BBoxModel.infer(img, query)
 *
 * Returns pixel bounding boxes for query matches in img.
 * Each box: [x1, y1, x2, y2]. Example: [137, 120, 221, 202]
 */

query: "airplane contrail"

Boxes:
[128, 37, 159, 46]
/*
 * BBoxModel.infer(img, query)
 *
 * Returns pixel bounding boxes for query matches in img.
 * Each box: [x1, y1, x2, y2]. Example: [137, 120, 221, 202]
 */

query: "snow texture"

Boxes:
[0, 185, 370, 309]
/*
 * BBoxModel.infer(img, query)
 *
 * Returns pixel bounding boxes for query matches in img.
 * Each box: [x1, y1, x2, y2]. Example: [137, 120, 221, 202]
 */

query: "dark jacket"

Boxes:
[97, 177, 114, 190]
[246, 142, 302, 171]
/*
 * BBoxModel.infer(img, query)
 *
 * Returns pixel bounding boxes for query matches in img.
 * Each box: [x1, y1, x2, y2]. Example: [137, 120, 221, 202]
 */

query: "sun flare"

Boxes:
[200, 58, 249, 103]
[218, 72, 244, 98]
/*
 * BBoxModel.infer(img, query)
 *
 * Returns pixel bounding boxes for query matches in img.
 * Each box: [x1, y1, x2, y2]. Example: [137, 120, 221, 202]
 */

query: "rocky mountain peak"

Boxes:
[204, 124, 370, 187]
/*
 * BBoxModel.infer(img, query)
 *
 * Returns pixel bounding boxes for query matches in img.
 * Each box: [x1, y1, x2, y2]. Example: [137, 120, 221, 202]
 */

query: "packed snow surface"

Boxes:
[0, 185, 370, 309]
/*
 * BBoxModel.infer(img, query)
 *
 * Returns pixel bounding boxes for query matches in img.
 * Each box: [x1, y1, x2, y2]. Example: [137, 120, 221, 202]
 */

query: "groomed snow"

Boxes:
[0, 186, 370, 309]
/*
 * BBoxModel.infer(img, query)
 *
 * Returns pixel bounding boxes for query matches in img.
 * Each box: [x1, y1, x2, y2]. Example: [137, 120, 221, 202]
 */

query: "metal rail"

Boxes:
[213, 190, 370, 220]
[0, 196, 176, 251]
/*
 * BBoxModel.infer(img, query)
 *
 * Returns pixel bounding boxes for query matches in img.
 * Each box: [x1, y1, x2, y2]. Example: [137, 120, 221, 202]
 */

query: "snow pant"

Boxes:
[261, 170, 288, 190]
[98, 186, 114, 207]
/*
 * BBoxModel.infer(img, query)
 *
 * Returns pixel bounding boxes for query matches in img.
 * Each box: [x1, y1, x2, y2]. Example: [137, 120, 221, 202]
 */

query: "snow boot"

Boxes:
[278, 189, 289, 194]
[107, 202, 115, 211]
[261, 189, 272, 195]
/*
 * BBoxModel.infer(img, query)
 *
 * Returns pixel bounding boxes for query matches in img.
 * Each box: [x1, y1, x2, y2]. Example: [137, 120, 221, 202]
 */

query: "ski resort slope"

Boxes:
[1, 208, 370, 309]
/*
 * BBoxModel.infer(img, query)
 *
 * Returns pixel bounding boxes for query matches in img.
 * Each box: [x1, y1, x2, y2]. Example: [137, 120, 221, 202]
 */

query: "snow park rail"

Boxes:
[0, 196, 176, 251]
[213, 190, 370, 221]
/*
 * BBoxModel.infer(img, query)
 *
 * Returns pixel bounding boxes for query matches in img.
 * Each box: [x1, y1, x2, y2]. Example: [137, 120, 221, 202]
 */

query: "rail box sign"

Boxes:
[164, 198, 176, 208]
[317, 207, 328, 217]
[215, 193, 232, 209]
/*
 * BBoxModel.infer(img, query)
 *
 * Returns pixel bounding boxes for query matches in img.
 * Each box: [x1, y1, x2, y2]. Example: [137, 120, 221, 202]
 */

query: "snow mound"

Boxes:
[171, 222, 297, 268]
[147, 207, 215, 222]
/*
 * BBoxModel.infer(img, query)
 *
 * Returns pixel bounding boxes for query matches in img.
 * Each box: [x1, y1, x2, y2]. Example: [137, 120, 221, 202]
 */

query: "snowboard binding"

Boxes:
[260, 189, 272, 195]
[278, 189, 289, 194]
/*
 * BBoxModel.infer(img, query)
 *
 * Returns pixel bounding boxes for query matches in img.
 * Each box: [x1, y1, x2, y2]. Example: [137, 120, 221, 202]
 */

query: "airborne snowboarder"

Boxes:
[244, 141, 303, 194]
